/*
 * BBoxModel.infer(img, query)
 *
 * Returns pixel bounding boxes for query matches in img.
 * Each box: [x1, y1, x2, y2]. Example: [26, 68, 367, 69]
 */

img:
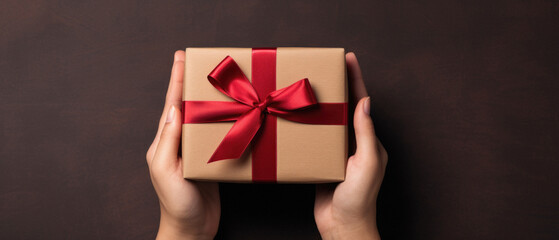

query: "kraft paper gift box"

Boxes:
[182, 47, 348, 183]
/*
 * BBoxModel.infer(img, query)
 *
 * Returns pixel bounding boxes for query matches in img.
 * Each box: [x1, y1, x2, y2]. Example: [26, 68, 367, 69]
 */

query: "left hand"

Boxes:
[146, 50, 220, 240]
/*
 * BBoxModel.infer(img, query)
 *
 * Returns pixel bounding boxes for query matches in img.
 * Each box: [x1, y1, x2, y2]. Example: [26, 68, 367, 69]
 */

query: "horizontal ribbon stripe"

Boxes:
[184, 101, 347, 125]
[183, 101, 252, 123]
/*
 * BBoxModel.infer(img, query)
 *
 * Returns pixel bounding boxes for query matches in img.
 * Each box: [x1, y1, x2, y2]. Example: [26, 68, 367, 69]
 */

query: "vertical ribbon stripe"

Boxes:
[251, 48, 277, 182]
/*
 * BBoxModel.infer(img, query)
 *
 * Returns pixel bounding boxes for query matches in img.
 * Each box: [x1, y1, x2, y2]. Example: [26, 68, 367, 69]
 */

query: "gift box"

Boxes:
[182, 47, 347, 183]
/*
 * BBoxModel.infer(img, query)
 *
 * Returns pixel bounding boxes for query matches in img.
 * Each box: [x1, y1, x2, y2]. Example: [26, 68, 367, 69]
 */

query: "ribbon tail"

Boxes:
[208, 108, 264, 163]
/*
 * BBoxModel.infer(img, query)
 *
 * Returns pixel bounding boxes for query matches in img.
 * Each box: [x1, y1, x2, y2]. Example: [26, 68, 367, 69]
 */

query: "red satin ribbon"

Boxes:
[183, 48, 347, 182]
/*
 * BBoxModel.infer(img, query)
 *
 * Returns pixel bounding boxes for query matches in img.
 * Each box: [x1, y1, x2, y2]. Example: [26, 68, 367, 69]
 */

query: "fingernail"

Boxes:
[363, 97, 371, 115]
[166, 106, 175, 123]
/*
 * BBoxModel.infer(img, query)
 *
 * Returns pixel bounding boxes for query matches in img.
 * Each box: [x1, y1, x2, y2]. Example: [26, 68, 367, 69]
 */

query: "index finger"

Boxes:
[346, 52, 368, 103]
[147, 50, 185, 164]
[155, 50, 185, 143]
[346, 52, 369, 156]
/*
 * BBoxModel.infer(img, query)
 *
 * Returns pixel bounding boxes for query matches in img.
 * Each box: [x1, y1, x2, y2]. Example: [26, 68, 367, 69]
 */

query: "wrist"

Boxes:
[320, 219, 380, 240]
[156, 213, 214, 240]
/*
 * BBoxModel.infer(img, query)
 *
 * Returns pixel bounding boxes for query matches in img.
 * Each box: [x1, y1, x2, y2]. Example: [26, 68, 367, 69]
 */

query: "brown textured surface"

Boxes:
[1, 0, 558, 239]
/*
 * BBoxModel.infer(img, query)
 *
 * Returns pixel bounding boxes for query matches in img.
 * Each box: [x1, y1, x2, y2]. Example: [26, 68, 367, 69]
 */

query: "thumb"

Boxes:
[152, 105, 182, 170]
[353, 97, 376, 159]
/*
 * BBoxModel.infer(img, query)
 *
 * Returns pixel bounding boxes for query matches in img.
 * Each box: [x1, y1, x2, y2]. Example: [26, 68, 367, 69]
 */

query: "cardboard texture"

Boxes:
[182, 47, 347, 183]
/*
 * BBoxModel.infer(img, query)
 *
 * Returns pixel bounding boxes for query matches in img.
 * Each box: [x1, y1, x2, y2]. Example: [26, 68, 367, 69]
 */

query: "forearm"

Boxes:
[320, 219, 380, 240]
[156, 213, 213, 240]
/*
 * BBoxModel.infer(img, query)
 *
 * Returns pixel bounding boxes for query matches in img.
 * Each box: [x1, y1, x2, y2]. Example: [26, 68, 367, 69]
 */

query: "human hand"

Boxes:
[146, 51, 220, 240]
[314, 52, 388, 240]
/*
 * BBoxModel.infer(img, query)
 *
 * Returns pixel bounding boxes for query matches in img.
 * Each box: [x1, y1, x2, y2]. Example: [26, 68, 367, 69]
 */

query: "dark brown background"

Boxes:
[1, 0, 558, 239]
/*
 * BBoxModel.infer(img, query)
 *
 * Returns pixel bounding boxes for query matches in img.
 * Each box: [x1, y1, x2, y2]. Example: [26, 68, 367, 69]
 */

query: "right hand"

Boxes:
[314, 52, 388, 240]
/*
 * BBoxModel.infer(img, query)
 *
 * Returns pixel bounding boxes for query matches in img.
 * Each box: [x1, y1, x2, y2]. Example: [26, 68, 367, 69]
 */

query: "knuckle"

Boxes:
[381, 148, 388, 163]
[146, 147, 153, 163]
[173, 60, 182, 67]
[379, 145, 388, 160]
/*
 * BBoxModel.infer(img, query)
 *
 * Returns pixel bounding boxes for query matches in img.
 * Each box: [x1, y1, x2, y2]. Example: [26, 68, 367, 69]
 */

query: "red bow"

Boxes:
[185, 56, 319, 163]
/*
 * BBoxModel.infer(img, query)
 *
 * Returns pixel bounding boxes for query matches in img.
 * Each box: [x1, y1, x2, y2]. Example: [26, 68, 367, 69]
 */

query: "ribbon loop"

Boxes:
[208, 56, 260, 106]
[266, 78, 317, 114]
